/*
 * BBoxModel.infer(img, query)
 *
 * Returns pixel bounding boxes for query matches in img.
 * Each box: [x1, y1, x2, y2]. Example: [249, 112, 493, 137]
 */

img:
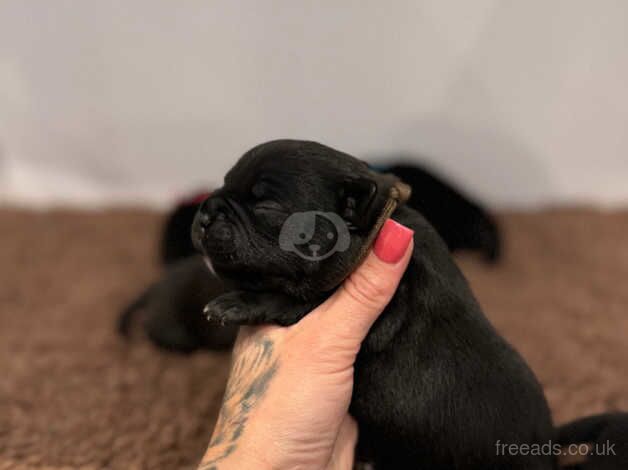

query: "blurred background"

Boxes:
[1, 0, 627, 209]
[1, 2, 627, 469]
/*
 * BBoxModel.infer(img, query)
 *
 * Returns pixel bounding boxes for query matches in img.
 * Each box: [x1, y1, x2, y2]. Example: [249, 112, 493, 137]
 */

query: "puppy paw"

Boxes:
[204, 290, 320, 326]
[204, 292, 252, 325]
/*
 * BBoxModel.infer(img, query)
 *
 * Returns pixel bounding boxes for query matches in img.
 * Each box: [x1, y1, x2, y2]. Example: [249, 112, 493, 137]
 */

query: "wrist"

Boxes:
[198, 441, 278, 470]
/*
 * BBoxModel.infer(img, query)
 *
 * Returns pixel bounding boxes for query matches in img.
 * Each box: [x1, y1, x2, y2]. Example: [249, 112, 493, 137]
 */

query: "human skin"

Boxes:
[198, 219, 414, 470]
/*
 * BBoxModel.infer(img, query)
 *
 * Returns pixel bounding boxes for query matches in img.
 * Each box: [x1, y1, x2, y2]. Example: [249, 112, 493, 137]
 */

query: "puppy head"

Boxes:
[192, 139, 406, 299]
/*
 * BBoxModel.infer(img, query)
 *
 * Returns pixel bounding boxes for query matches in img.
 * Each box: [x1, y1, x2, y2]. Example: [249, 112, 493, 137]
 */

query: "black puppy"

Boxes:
[557, 413, 628, 469]
[161, 191, 212, 266]
[117, 255, 237, 352]
[126, 157, 499, 353]
[160, 164, 499, 268]
[381, 162, 500, 261]
[192, 139, 556, 469]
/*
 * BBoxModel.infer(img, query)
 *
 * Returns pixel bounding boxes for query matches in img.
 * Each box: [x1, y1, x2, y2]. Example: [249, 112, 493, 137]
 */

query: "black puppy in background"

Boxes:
[557, 413, 628, 470]
[117, 256, 237, 351]
[161, 191, 212, 266]
[382, 162, 500, 261]
[120, 156, 500, 351]
[191, 139, 625, 469]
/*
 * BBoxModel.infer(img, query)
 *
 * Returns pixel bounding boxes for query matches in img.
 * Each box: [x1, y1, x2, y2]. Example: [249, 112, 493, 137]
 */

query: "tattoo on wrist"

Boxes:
[198, 336, 278, 470]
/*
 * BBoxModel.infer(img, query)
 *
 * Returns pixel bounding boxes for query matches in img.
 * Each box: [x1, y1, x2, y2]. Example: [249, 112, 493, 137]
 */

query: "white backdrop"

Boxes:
[1, 1, 627, 208]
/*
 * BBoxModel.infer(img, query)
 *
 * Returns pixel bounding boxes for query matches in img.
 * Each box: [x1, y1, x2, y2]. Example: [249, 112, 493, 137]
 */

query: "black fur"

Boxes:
[117, 256, 237, 352]
[119, 139, 624, 470]
[132, 156, 500, 353]
[159, 163, 500, 268]
[193, 139, 556, 469]
[383, 163, 500, 262]
[557, 413, 628, 470]
[161, 203, 206, 266]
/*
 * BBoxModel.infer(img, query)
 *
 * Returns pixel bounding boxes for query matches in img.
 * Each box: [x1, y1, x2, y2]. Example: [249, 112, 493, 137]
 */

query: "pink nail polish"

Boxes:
[373, 219, 414, 264]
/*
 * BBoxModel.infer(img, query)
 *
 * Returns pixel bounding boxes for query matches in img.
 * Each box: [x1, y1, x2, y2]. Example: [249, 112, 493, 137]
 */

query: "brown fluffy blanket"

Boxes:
[1, 208, 627, 469]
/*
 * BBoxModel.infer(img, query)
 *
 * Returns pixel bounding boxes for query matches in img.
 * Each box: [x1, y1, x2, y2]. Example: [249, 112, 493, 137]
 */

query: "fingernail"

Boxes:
[373, 219, 414, 264]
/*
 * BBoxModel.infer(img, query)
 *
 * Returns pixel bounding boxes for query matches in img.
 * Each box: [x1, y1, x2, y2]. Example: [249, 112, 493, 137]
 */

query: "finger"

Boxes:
[313, 219, 414, 344]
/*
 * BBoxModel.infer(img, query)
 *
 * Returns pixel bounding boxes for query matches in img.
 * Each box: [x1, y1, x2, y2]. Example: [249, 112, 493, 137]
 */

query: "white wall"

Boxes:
[1, 0, 627, 209]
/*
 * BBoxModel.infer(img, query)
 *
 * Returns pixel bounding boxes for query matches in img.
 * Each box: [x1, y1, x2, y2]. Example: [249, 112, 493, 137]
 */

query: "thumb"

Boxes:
[312, 219, 414, 345]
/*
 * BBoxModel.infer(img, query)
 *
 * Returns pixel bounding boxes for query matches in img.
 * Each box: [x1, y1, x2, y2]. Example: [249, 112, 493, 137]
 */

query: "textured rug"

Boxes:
[1, 208, 627, 469]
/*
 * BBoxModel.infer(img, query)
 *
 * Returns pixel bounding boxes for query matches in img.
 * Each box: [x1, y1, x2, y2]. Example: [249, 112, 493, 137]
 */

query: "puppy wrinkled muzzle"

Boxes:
[206, 221, 236, 251]
[192, 196, 239, 255]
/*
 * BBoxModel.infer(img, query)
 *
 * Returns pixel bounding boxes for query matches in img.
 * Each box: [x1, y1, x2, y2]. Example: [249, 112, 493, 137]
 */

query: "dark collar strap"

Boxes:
[351, 178, 412, 269]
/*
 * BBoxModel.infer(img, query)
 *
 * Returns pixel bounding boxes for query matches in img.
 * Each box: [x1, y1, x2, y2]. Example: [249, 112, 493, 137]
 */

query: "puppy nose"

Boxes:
[198, 197, 229, 226]
[196, 211, 211, 228]
[212, 223, 234, 242]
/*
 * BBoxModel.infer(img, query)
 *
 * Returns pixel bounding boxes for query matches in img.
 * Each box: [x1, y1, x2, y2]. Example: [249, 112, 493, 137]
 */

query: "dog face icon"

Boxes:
[279, 211, 351, 261]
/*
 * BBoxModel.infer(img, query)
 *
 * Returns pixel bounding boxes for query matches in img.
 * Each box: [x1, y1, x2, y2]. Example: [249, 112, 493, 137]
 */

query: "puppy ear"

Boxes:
[337, 176, 379, 231]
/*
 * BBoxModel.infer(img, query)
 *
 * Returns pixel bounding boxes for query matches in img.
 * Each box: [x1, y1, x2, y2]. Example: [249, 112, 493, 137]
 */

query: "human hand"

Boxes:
[198, 219, 414, 470]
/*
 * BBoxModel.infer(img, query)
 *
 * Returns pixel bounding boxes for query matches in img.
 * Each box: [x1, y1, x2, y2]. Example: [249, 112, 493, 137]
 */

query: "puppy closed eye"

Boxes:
[253, 200, 284, 214]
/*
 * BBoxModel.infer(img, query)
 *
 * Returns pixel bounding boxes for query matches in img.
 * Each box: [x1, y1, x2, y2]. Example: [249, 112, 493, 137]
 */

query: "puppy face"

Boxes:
[192, 139, 398, 299]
